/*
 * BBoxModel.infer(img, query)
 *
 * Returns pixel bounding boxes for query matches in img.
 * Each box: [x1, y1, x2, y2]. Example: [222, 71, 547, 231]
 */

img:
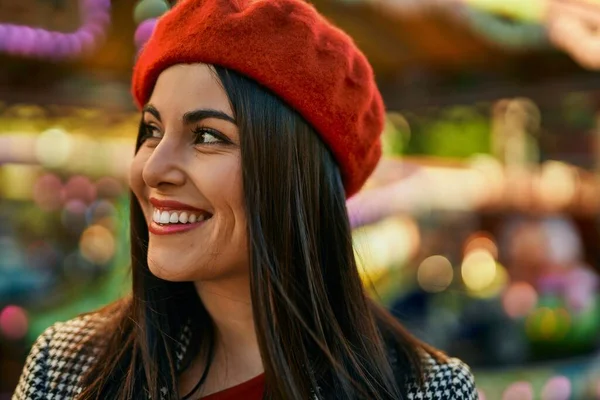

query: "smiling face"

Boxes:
[130, 64, 248, 282]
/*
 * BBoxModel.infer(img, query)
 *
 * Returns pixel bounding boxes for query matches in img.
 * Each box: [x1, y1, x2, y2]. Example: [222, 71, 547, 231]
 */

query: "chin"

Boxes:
[146, 249, 202, 281]
[147, 260, 192, 282]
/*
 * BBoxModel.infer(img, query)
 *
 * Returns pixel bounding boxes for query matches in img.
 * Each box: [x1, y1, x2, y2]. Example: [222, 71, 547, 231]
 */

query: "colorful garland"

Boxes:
[134, 0, 172, 50]
[0, 0, 111, 60]
[459, 5, 548, 50]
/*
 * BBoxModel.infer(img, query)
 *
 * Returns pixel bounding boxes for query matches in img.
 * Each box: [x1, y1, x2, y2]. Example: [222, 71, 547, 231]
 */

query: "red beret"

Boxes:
[132, 0, 384, 197]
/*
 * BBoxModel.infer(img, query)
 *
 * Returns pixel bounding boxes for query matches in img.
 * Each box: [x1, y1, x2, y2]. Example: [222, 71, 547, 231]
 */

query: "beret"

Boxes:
[132, 0, 384, 197]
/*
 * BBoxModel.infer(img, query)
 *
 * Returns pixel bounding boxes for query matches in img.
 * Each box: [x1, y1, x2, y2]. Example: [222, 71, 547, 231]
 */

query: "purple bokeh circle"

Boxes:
[135, 18, 158, 48]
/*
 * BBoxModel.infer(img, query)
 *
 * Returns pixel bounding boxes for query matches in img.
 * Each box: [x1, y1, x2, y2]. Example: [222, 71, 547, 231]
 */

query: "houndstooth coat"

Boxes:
[12, 313, 478, 400]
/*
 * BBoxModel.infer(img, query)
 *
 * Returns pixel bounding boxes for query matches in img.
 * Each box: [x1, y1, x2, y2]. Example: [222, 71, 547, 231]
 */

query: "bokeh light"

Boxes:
[526, 307, 572, 341]
[35, 128, 72, 168]
[502, 281, 538, 318]
[469, 154, 505, 207]
[86, 200, 117, 225]
[64, 175, 97, 204]
[95, 176, 124, 199]
[461, 249, 497, 291]
[0, 164, 38, 200]
[537, 161, 578, 211]
[61, 199, 89, 234]
[417, 255, 454, 293]
[354, 216, 421, 281]
[79, 224, 116, 265]
[33, 173, 64, 212]
[502, 381, 534, 400]
[541, 376, 571, 400]
[463, 232, 498, 259]
[0, 305, 29, 340]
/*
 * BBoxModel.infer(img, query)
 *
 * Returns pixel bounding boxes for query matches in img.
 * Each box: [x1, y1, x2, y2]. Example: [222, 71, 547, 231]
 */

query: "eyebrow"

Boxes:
[183, 109, 236, 125]
[141, 104, 236, 125]
[142, 104, 161, 121]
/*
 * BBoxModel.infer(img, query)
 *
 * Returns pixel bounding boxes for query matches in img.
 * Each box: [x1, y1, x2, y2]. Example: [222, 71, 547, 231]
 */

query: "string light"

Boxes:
[0, 0, 111, 60]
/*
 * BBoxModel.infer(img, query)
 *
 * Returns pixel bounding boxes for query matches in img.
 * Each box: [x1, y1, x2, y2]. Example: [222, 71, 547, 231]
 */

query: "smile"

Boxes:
[148, 198, 213, 235]
[152, 209, 208, 224]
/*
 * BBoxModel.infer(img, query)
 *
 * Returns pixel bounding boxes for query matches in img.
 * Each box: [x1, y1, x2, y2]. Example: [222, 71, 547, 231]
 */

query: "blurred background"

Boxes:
[1, 0, 600, 399]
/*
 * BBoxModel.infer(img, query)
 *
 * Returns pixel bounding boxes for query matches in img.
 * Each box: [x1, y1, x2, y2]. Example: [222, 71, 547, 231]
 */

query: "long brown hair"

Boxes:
[77, 66, 435, 399]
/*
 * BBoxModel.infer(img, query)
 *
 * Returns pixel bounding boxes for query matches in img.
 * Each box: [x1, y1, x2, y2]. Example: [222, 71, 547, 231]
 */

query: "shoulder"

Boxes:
[406, 352, 478, 400]
[12, 313, 108, 400]
[34, 312, 107, 355]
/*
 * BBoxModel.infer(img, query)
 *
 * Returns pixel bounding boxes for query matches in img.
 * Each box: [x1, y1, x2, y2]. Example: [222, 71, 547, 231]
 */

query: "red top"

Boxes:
[200, 374, 265, 400]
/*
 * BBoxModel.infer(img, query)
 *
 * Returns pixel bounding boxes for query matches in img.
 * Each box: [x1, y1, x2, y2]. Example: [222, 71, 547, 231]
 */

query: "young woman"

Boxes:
[13, 0, 477, 399]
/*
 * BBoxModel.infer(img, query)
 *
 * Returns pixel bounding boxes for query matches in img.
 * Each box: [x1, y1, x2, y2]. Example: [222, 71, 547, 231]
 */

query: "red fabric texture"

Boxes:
[200, 374, 264, 400]
[131, 0, 384, 197]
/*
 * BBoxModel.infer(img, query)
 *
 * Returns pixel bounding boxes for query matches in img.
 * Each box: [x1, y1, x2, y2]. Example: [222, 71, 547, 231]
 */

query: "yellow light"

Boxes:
[35, 128, 72, 168]
[417, 255, 454, 293]
[79, 225, 115, 265]
[526, 307, 571, 341]
[464, 232, 498, 260]
[469, 262, 508, 299]
[461, 249, 497, 291]
[539, 308, 558, 340]
[353, 216, 421, 281]
[537, 161, 578, 211]
[0, 165, 40, 200]
[468, 154, 505, 207]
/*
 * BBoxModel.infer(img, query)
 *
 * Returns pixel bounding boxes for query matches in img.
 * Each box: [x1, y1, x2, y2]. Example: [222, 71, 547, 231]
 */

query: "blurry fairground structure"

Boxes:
[3, 0, 600, 399]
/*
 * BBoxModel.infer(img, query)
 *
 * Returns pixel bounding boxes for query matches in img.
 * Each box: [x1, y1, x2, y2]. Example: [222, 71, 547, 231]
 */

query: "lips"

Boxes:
[148, 197, 212, 235]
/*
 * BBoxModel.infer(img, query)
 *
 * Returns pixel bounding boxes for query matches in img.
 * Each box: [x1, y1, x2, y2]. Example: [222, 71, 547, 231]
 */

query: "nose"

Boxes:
[142, 137, 186, 189]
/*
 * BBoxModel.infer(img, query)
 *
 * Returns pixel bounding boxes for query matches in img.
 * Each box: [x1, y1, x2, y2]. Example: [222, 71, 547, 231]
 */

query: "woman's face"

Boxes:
[130, 64, 248, 282]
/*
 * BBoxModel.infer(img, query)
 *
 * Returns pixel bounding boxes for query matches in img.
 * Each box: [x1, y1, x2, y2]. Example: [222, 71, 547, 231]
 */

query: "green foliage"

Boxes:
[404, 106, 491, 159]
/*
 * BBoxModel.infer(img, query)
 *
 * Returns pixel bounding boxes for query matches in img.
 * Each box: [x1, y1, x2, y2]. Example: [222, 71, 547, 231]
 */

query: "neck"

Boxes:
[194, 275, 263, 376]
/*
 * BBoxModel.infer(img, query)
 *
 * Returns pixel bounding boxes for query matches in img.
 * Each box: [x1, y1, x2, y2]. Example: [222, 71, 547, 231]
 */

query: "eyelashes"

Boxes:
[139, 123, 160, 145]
[139, 123, 233, 147]
[191, 127, 232, 146]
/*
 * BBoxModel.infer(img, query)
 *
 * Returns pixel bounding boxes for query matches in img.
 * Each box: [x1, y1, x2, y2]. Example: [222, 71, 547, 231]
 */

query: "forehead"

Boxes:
[148, 63, 232, 118]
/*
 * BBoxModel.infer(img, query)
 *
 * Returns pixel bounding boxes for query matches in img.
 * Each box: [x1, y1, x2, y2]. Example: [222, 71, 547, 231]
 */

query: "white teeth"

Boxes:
[179, 212, 189, 224]
[152, 208, 208, 225]
[159, 211, 170, 224]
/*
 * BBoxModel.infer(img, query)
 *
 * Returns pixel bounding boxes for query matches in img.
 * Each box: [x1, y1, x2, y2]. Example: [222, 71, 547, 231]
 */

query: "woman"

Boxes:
[14, 0, 477, 399]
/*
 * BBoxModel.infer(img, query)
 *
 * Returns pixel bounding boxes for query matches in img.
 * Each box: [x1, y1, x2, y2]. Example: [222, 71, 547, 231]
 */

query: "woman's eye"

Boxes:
[147, 125, 161, 138]
[141, 124, 162, 143]
[193, 128, 226, 145]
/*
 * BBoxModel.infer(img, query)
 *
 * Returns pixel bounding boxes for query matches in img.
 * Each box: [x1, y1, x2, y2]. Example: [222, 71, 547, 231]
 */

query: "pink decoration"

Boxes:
[0, 0, 111, 60]
[135, 18, 158, 49]
[78, 29, 96, 51]
[33, 29, 52, 56]
[19, 27, 37, 56]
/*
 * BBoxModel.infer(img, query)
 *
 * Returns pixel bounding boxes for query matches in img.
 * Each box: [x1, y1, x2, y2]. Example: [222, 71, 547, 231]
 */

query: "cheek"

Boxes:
[203, 159, 246, 243]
